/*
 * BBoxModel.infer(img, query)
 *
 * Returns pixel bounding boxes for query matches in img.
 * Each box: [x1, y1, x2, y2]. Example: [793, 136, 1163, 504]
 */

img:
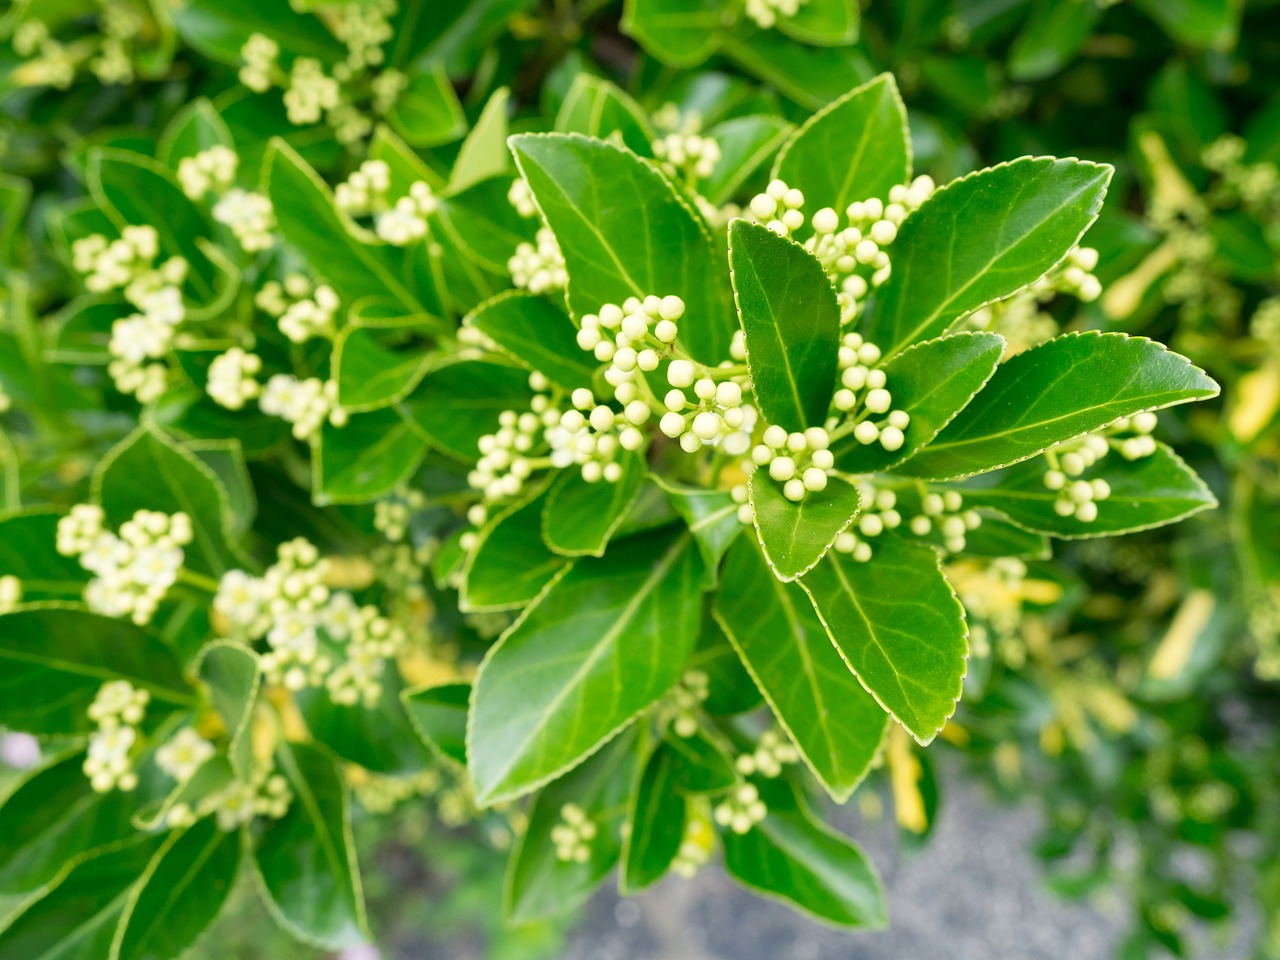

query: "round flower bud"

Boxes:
[680, 432, 702, 453]
[659, 295, 685, 321]
[887, 410, 911, 430]
[694, 378, 716, 401]
[613, 347, 637, 371]
[572, 388, 594, 410]
[603, 462, 623, 483]
[871, 220, 897, 245]
[581, 461, 603, 483]
[811, 207, 839, 234]
[637, 349, 660, 371]
[784, 479, 806, 502]
[590, 406, 615, 431]
[667, 360, 696, 388]
[854, 421, 880, 445]
[664, 389, 686, 411]
[769, 457, 796, 482]
[692, 411, 721, 440]
[599, 303, 624, 328]
[811, 449, 834, 470]
[762, 425, 787, 448]
[654, 319, 679, 343]
[622, 314, 648, 340]
[716, 381, 742, 407]
[750, 194, 778, 219]
[879, 426, 905, 451]
[625, 400, 650, 424]
[803, 468, 828, 492]
[620, 427, 645, 450]
[660, 412, 686, 438]
[577, 327, 601, 351]
[864, 388, 892, 414]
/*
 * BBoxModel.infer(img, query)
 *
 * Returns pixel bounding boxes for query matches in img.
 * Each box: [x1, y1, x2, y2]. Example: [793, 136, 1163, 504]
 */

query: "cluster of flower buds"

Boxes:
[508, 228, 567, 294]
[83, 680, 150, 792]
[184, 766, 294, 831]
[734, 728, 799, 779]
[374, 488, 427, 543]
[238, 33, 279, 93]
[206, 347, 263, 411]
[471, 403, 545, 504]
[714, 782, 768, 835]
[908, 489, 983, 552]
[333, 0, 394, 70]
[334, 160, 438, 246]
[832, 332, 911, 452]
[0, 574, 20, 612]
[659, 360, 756, 458]
[964, 246, 1102, 355]
[11, 20, 76, 89]
[284, 57, 341, 125]
[579, 295, 682, 393]
[748, 179, 808, 235]
[551, 803, 598, 863]
[833, 486, 904, 561]
[653, 131, 722, 181]
[672, 802, 716, 877]
[57, 505, 192, 625]
[744, 0, 808, 29]
[659, 669, 710, 738]
[212, 189, 276, 252]
[749, 425, 835, 503]
[177, 145, 238, 202]
[155, 726, 216, 783]
[508, 177, 538, 218]
[279, 284, 340, 343]
[260, 374, 347, 440]
[548, 391, 632, 482]
[215, 540, 402, 708]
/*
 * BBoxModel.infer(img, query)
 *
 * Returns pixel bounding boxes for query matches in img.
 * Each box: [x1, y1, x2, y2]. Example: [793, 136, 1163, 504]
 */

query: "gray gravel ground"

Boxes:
[564, 773, 1129, 960]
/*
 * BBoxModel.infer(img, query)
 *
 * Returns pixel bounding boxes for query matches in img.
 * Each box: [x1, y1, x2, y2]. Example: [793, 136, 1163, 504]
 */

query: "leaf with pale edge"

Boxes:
[621, 746, 685, 893]
[467, 292, 596, 391]
[402, 682, 470, 766]
[749, 473, 860, 582]
[654, 477, 745, 585]
[462, 489, 569, 612]
[543, 450, 648, 557]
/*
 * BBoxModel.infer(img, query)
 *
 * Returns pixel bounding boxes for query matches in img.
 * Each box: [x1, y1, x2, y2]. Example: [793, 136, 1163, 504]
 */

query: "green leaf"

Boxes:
[729, 219, 840, 431]
[620, 746, 684, 892]
[0, 509, 89, 601]
[449, 87, 513, 194]
[314, 409, 425, 505]
[186, 440, 256, 540]
[87, 148, 220, 304]
[963, 443, 1217, 538]
[622, 0, 723, 67]
[158, 98, 234, 169]
[864, 156, 1114, 358]
[555, 75, 655, 157]
[0, 606, 192, 735]
[0, 835, 165, 960]
[48, 298, 113, 365]
[779, 0, 858, 45]
[831, 332, 1005, 473]
[402, 356, 532, 461]
[467, 292, 597, 391]
[654, 477, 745, 586]
[462, 489, 569, 612]
[173, 0, 346, 65]
[388, 62, 468, 147]
[93, 424, 245, 577]
[195, 640, 259, 778]
[110, 818, 241, 960]
[543, 451, 648, 558]
[298, 680, 433, 775]
[0, 752, 151, 930]
[255, 741, 368, 950]
[700, 115, 794, 206]
[432, 177, 536, 274]
[1134, 0, 1240, 50]
[772, 74, 909, 218]
[509, 133, 735, 364]
[689, 614, 764, 716]
[897, 333, 1221, 480]
[715, 539, 887, 801]
[722, 779, 885, 928]
[504, 730, 639, 924]
[265, 140, 442, 322]
[468, 529, 702, 806]
[402, 682, 470, 766]
[662, 729, 738, 794]
[800, 537, 967, 744]
[1008, 0, 1101, 82]
[749, 473, 860, 582]
[333, 328, 438, 412]
[721, 30, 873, 111]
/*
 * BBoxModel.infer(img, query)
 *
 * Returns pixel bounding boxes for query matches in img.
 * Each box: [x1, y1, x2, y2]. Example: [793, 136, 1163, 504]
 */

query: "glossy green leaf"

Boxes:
[963, 443, 1216, 538]
[402, 356, 531, 461]
[469, 529, 702, 806]
[158, 98, 234, 169]
[256, 741, 367, 950]
[0, 835, 165, 960]
[689, 614, 764, 716]
[723, 778, 885, 928]
[94, 425, 245, 576]
[333, 328, 437, 412]
[729, 219, 840, 431]
[543, 451, 648, 557]
[864, 156, 1114, 358]
[449, 87, 513, 194]
[402, 682, 470, 766]
[314, 409, 425, 505]
[772, 74, 909, 218]
[800, 537, 967, 744]
[700, 115, 794, 205]
[0, 607, 192, 735]
[620, 746, 684, 893]
[897, 333, 1221, 480]
[432, 177, 536, 274]
[48, 298, 114, 364]
[555, 75, 655, 157]
[715, 539, 888, 801]
[111, 818, 241, 960]
[298, 681, 433, 775]
[504, 730, 639, 924]
[467, 292, 597, 391]
[173, 0, 346, 65]
[654, 477, 745, 585]
[195, 640, 259, 778]
[509, 133, 735, 364]
[662, 729, 738, 794]
[721, 30, 873, 111]
[779, 0, 858, 45]
[1134, 0, 1240, 50]
[621, 0, 723, 67]
[1008, 0, 1101, 82]
[462, 490, 569, 612]
[388, 62, 467, 147]
[832, 332, 1005, 473]
[0, 510, 89, 601]
[265, 140, 442, 321]
[187, 440, 256, 540]
[749, 473, 860, 582]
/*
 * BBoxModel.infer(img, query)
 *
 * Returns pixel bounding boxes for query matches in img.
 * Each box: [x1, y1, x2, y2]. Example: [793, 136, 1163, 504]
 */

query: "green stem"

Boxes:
[177, 568, 221, 593]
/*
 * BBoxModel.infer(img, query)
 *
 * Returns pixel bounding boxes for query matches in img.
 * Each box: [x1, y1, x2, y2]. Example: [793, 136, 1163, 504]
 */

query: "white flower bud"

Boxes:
[660, 412, 686, 438]
[667, 360, 696, 388]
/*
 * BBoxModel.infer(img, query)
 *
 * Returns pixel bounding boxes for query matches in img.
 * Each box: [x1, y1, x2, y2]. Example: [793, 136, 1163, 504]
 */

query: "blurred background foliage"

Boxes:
[1, 0, 1278, 957]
